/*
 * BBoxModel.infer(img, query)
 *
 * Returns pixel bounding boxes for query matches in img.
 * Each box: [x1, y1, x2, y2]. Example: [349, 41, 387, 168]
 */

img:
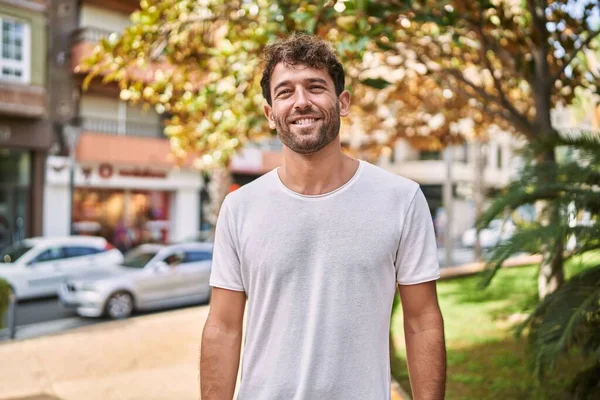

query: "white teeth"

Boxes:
[294, 118, 316, 125]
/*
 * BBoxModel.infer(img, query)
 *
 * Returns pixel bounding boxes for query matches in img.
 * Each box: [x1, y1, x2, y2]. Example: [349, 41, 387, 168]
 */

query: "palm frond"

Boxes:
[517, 264, 600, 379]
[479, 224, 563, 287]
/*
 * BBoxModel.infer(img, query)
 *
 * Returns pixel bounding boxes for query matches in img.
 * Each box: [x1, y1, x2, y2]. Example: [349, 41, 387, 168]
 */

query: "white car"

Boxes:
[0, 236, 123, 300]
[58, 242, 213, 319]
[461, 219, 516, 248]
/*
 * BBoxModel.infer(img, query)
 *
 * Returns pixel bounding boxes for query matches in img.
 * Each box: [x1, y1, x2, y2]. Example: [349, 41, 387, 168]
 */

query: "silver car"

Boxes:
[59, 242, 213, 319]
[0, 236, 123, 300]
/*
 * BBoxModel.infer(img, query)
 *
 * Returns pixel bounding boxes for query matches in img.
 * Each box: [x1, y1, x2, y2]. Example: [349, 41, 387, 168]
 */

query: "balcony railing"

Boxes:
[72, 27, 115, 45]
[75, 116, 164, 138]
[0, 81, 46, 117]
[2, 0, 46, 11]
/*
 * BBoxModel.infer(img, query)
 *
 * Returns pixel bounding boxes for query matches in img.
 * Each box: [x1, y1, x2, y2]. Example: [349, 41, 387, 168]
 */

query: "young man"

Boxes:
[200, 33, 446, 400]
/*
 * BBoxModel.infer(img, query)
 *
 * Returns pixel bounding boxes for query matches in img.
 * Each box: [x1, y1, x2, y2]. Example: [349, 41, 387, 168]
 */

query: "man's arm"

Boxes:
[200, 287, 246, 399]
[398, 281, 446, 400]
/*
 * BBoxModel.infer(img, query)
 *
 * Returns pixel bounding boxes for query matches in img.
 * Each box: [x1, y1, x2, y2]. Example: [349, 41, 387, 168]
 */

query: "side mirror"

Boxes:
[153, 261, 170, 273]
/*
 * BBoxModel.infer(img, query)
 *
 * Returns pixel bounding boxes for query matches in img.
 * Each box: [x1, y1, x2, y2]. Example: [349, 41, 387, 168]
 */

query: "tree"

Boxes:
[474, 129, 600, 396]
[350, 0, 600, 297]
[82, 0, 600, 297]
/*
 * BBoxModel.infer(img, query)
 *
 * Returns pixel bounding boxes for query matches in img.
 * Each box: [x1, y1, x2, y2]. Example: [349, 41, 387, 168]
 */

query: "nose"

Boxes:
[293, 88, 311, 110]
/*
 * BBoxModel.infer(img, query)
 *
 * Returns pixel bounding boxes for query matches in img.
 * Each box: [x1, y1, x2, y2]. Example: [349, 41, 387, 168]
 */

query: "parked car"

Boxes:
[461, 219, 516, 248]
[0, 236, 123, 300]
[58, 242, 213, 319]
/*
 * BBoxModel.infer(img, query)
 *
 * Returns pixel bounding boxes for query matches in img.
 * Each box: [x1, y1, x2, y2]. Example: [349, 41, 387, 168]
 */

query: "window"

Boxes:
[163, 252, 184, 266]
[418, 151, 442, 161]
[33, 247, 66, 263]
[184, 251, 213, 263]
[65, 246, 99, 258]
[121, 249, 158, 268]
[0, 244, 32, 263]
[496, 147, 503, 169]
[1, 17, 30, 83]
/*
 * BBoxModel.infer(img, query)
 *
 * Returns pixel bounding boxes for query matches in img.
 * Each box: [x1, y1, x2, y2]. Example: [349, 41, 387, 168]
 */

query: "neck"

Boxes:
[278, 137, 359, 195]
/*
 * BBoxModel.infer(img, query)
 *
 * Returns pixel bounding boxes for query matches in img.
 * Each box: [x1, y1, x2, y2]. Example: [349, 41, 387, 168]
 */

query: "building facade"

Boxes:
[44, 0, 202, 250]
[0, 0, 51, 250]
[379, 130, 518, 241]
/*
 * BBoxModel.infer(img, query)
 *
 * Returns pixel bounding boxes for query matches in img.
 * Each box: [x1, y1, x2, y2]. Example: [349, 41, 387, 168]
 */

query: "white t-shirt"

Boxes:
[210, 160, 440, 400]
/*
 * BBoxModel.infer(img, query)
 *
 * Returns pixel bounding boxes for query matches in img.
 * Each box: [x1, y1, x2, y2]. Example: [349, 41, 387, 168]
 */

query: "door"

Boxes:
[135, 252, 185, 307]
[63, 246, 105, 279]
[25, 246, 68, 297]
[179, 250, 212, 298]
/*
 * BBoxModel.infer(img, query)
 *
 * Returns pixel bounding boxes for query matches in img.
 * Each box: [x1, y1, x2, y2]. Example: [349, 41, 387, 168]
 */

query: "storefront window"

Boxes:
[0, 149, 29, 250]
[72, 189, 170, 253]
[0, 148, 30, 185]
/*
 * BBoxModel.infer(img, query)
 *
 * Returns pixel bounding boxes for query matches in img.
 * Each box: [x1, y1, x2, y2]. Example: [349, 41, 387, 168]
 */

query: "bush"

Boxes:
[0, 278, 11, 329]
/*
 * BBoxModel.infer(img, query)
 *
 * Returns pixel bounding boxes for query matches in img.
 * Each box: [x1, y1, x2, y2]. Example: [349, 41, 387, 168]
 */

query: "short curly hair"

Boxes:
[260, 33, 345, 106]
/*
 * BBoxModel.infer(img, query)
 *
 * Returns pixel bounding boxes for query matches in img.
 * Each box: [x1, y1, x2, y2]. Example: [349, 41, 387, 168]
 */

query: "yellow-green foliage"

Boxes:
[0, 278, 11, 329]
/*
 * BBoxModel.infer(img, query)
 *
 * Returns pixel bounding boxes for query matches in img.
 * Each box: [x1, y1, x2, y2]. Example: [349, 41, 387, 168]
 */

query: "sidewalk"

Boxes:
[0, 306, 210, 400]
[0, 303, 408, 400]
[0, 254, 539, 400]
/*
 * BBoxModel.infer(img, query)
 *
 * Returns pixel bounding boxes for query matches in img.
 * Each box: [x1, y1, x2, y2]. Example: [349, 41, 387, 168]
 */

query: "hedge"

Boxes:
[0, 278, 11, 330]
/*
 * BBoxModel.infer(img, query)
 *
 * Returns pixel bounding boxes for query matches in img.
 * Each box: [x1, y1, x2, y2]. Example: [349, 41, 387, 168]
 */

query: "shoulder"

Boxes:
[223, 169, 278, 213]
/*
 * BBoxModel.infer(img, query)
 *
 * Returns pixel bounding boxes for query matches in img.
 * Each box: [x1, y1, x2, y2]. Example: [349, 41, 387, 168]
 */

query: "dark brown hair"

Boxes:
[260, 32, 345, 106]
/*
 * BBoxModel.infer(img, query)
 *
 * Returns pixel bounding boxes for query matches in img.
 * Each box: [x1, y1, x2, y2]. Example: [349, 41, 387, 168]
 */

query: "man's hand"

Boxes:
[398, 281, 446, 400]
[200, 287, 246, 399]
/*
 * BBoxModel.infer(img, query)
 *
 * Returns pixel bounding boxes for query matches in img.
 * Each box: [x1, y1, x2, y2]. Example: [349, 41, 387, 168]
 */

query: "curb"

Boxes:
[439, 254, 541, 280]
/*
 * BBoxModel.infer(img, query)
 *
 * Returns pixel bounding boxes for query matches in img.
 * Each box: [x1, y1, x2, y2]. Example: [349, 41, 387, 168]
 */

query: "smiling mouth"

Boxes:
[291, 118, 320, 125]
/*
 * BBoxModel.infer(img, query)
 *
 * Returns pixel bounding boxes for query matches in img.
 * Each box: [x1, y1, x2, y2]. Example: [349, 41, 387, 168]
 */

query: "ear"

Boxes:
[263, 103, 277, 129]
[338, 90, 351, 117]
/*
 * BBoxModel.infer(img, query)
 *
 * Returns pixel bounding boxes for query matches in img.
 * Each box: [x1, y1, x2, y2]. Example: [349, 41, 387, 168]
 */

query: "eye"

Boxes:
[276, 89, 292, 98]
[309, 86, 325, 92]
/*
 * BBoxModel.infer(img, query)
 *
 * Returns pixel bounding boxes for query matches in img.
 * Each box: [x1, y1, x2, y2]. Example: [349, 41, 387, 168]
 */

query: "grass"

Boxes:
[390, 251, 600, 400]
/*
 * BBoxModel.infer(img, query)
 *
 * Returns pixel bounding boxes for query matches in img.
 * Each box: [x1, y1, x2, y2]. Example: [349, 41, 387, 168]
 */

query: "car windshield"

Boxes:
[121, 249, 158, 268]
[1, 244, 33, 264]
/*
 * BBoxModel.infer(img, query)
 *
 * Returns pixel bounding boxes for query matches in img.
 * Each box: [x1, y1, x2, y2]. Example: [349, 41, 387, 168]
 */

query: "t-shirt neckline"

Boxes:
[274, 160, 363, 201]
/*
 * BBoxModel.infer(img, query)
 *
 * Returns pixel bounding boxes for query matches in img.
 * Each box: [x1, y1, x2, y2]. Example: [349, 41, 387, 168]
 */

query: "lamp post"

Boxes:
[64, 125, 80, 235]
[443, 146, 454, 267]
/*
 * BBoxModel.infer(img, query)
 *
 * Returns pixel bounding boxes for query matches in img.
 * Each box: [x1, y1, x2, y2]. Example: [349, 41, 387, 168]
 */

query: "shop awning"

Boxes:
[76, 132, 192, 168]
[76, 132, 283, 173]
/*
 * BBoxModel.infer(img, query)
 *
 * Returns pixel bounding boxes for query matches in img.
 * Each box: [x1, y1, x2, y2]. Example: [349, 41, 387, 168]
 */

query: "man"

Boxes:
[200, 33, 446, 400]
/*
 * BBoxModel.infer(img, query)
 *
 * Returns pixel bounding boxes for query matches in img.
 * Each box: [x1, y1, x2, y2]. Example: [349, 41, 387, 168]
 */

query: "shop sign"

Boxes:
[119, 168, 167, 179]
[98, 163, 114, 179]
[96, 163, 167, 180]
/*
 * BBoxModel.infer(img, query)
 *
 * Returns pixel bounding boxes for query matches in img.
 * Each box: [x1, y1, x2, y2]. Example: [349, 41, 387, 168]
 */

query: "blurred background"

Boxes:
[0, 0, 599, 399]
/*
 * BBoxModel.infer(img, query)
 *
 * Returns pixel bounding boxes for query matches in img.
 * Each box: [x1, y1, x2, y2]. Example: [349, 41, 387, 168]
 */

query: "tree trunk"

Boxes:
[538, 237, 565, 299]
[204, 167, 233, 234]
[473, 139, 485, 261]
[535, 150, 565, 299]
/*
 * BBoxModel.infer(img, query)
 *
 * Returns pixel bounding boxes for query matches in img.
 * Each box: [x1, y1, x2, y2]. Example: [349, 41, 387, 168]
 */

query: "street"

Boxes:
[4, 296, 211, 341]
[8, 246, 476, 333]
[16, 296, 78, 325]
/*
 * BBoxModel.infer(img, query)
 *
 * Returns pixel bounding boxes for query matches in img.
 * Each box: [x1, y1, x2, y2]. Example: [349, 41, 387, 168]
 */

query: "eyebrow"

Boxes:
[273, 78, 329, 94]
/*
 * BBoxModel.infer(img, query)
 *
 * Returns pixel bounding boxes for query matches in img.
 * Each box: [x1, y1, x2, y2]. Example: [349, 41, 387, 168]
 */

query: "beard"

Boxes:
[273, 102, 341, 155]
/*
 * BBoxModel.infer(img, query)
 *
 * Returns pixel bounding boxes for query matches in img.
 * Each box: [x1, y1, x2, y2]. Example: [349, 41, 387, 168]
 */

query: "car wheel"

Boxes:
[105, 291, 134, 319]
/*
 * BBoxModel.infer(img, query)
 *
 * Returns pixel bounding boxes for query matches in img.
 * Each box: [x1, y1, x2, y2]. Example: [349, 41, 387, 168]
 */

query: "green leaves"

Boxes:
[517, 263, 600, 381]
[360, 77, 392, 89]
[80, 0, 600, 170]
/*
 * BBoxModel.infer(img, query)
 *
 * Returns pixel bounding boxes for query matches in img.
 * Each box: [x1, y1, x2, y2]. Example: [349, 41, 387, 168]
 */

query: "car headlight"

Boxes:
[79, 283, 100, 292]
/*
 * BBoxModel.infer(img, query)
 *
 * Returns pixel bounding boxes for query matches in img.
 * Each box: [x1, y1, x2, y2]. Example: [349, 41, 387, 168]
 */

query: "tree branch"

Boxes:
[474, 23, 533, 139]
[445, 68, 534, 136]
[551, 29, 600, 83]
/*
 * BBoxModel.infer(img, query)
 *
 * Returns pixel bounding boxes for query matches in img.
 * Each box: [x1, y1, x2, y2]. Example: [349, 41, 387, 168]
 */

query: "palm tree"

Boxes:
[477, 132, 600, 397]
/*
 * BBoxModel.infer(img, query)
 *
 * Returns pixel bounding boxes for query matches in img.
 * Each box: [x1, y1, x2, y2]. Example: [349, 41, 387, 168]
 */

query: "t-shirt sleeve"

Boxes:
[395, 187, 441, 285]
[209, 197, 245, 292]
